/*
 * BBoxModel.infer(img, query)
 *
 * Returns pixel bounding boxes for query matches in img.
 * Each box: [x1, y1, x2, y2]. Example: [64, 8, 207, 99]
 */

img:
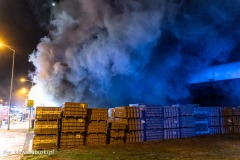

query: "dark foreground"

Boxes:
[22, 134, 240, 160]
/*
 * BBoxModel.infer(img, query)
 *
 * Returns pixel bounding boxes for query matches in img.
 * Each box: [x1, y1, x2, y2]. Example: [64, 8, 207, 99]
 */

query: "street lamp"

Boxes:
[0, 42, 15, 130]
[20, 78, 34, 87]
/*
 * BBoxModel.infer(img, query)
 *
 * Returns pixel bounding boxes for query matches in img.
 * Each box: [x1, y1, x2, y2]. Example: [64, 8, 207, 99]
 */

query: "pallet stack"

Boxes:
[220, 107, 234, 134]
[108, 122, 127, 144]
[163, 106, 180, 139]
[113, 106, 144, 143]
[179, 105, 195, 138]
[60, 102, 87, 148]
[194, 107, 209, 135]
[205, 107, 221, 135]
[138, 104, 163, 141]
[33, 107, 61, 150]
[232, 107, 240, 133]
[85, 108, 108, 145]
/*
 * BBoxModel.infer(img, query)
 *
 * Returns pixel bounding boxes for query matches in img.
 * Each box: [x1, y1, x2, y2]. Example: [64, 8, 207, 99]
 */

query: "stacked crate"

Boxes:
[113, 106, 144, 143]
[33, 107, 61, 150]
[179, 105, 195, 138]
[60, 102, 87, 148]
[85, 108, 108, 145]
[163, 106, 180, 139]
[194, 108, 209, 135]
[140, 104, 163, 141]
[220, 107, 234, 134]
[108, 122, 127, 144]
[205, 107, 221, 135]
[232, 107, 240, 133]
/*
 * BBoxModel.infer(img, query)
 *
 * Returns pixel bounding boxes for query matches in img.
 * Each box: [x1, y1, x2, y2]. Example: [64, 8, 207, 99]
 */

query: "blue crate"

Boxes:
[195, 129, 210, 136]
[208, 117, 221, 127]
[164, 128, 180, 139]
[164, 117, 180, 129]
[181, 128, 195, 138]
[203, 107, 220, 117]
[181, 116, 195, 128]
[209, 127, 221, 135]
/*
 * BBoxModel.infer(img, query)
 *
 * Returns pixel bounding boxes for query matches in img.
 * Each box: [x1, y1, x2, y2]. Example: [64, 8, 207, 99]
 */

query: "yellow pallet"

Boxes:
[110, 130, 125, 138]
[85, 134, 107, 145]
[110, 137, 125, 144]
[64, 102, 88, 108]
[87, 108, 108, 121]
[32, 135, 57, 150]
[60, 133, 85, 148]
[113, 106, 142, 118]
[109, 122, 127, 130]
[61, 118, 86, 133]
[36, 107, 61, 120]
[126, 131, 144, 143]
[62, 102, 88, 117]
[34, 120, 58, 135]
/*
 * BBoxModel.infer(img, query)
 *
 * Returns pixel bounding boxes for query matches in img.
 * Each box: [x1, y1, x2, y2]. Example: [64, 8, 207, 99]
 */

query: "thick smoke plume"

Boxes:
[29, 0, 240, 107]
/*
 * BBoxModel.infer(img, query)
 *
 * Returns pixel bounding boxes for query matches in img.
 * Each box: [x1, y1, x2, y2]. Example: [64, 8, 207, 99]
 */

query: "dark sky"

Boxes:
[0, 0, 54, 104]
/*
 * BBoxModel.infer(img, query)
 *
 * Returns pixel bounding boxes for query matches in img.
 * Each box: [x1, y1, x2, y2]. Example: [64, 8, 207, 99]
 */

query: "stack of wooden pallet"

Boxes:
[232, 107, 240, 133]
[179, 105, 195, 138]
[60, 102, 87, 148]
[113, 106, 144, 143]
[194, 107, 209, 136]
[108, 122, 127, 144]
[220, 107, 234, 134]
[141, 104, 164, 141]
[205, 107, 221, 135]
[85, 108, 108, 145]
[163, 106, 180, 139]
[33, 107, 61, 150]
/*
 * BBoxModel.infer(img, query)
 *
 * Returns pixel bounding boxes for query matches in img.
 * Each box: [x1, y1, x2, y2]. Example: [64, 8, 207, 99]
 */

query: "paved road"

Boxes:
[0, 121, 33, 160]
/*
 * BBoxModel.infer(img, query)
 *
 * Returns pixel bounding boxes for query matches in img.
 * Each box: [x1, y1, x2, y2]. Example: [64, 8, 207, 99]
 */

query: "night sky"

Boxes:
[0, 0, 240, 107]
[0, 0, 54, 104]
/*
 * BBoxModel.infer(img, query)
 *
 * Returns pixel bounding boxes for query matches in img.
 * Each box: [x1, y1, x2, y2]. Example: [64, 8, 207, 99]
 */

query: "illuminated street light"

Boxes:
[0, 41, 15, 130]
[20, 78, 34, 87]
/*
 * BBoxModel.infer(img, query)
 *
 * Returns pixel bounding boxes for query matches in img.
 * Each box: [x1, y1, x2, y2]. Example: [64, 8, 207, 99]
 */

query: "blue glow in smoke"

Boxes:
[30, 0, 240, 107]
[189, 62, 240, 84]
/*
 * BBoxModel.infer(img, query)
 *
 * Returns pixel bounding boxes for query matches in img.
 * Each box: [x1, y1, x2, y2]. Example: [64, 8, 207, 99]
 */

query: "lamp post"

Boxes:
[0, 42, 15, 130]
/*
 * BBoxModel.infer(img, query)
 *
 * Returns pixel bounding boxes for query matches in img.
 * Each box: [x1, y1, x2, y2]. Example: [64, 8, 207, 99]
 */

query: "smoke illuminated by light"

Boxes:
[28, 84, 58, 107]
[29, 0, 240, 107]
[189, 62, 240, 84]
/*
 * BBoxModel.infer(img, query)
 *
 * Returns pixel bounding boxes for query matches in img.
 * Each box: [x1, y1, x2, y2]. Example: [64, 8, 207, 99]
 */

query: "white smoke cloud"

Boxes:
[29, 0, 171, 107]
[29, 0, 240, 107]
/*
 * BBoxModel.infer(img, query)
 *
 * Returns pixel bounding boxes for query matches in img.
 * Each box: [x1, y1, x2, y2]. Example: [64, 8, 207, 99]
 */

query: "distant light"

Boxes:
[52, 2, 56, 7]
[0, 41, 4, 47]
[20, 78, 26, 82]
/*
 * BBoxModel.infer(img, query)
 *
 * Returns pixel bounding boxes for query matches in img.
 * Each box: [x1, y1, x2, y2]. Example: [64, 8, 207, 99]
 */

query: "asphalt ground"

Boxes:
[0, 120, 33, 160]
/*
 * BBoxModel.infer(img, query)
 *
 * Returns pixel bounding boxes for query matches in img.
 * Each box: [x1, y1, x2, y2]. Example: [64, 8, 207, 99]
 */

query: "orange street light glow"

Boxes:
[21, 87, 28, 93]
[0, 42, 4, 48]
[20, 78, 26, 82]
[16, 87, 29, 96]
[0, 41, 15, 51]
